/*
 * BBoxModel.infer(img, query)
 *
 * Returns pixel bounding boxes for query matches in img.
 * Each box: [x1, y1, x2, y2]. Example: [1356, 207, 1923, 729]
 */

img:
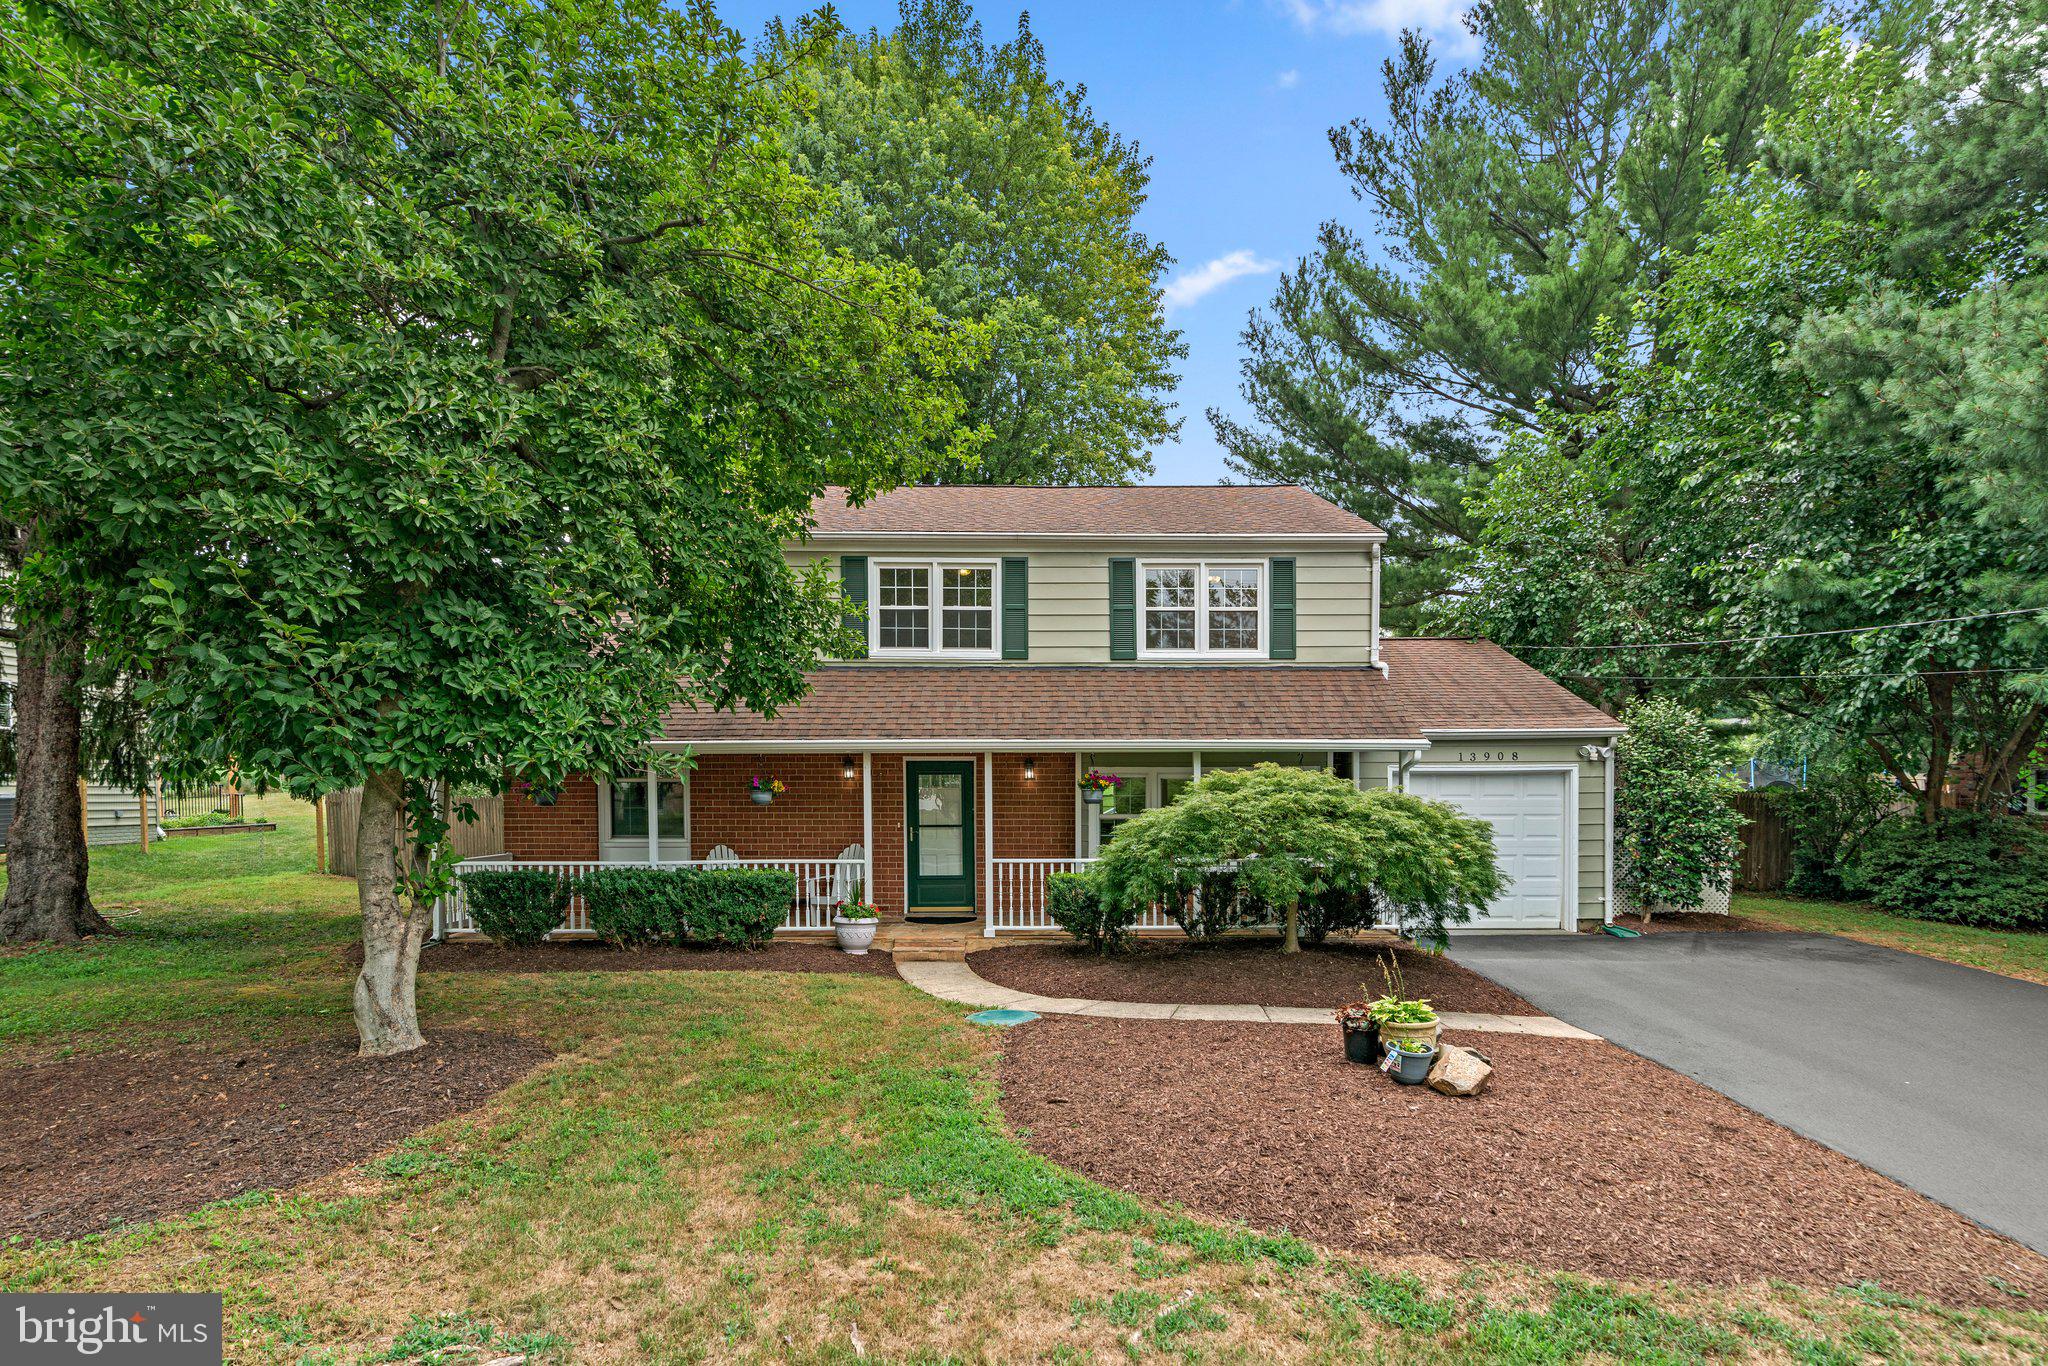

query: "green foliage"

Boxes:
[1172, 868, 1383, 943]
[1045, 871, 1135, 955]
[577, 868, 687, 949]
[1843, 814, 2048, 930]
[573, 867, 793, 948]
[1768, 768, 1898, 900]
[1088, 765, 1504, 951]
[1213, 0, 1814, 623]
[1615, 700, 1745, 914]
[460, 869, 571, 949]
[161, 810, 251, 830]
[677, 868, 794, 948]
[781, 0, 1183, 484]
[1369, 998, 1438, 1027]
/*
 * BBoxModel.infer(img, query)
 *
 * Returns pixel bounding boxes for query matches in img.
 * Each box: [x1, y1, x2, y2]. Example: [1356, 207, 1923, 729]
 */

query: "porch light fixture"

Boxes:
[842, 756, 858, 780]
[1022, 759, 1036, 780]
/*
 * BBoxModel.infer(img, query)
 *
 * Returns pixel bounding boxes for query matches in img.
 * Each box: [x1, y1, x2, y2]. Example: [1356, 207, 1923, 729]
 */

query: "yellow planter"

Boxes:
[1377, 1017, 1440, 1055]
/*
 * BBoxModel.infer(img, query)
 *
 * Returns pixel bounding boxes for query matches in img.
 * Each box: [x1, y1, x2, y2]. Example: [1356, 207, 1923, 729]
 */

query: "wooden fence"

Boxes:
[322, 790, 504, 877]
[1731, 790, 1791, 893]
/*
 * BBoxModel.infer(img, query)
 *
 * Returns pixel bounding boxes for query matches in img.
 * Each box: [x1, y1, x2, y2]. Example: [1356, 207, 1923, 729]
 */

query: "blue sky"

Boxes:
[718, 0, 1469, 483]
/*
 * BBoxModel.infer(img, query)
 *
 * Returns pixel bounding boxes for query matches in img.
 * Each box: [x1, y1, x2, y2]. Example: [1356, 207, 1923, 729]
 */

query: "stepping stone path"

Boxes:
[896, 959, 1601, 1038]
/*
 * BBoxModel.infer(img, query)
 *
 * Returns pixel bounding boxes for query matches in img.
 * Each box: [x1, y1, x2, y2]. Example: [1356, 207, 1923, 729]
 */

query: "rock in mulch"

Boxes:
[1426, 1043, 1492, 1096]
[972, 939, 1535, 1013]
[999, 1018, 2048, 1306]
[0, 1031, 552, 1241]
[415, 940, 899, 977]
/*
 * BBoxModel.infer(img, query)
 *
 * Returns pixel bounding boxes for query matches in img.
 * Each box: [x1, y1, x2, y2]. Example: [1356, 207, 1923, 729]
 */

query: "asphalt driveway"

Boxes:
[1447, 931, 2048, 1254]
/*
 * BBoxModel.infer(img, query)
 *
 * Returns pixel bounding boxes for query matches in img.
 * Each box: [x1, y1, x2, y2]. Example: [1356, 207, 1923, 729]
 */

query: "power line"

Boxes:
[1512, 605, 2048, 652]
[1563, 665, 2048, 682]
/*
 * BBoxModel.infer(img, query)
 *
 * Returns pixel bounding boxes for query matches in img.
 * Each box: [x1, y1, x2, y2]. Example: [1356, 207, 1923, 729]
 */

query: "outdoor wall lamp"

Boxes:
[1022, 759, 1037, 780]
[842, 756, 858, 780]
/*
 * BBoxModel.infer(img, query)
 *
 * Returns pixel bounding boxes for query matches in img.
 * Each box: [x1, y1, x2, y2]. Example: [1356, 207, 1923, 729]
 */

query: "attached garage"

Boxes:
[1407, 766, 1576, 931]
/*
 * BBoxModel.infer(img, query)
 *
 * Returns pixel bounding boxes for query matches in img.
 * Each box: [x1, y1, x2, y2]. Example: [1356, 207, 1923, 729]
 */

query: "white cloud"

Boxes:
[1162, 250, 1282, 313]
[1277, 0, 1470, 44]
[1275, 68, 1302, 89]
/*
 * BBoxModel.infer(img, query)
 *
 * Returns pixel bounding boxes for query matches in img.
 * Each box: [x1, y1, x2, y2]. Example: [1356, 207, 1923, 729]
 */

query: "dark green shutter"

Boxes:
[839, 555, 868, 659]
[1269, 557, 1296, 660]
[1001, 557, 1029, 660]
[1109, 557, 1136, 660]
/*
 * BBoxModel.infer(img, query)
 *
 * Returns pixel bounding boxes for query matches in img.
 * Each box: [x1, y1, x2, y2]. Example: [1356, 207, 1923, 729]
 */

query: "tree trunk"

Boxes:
[1922, 674, 1955, 824]
[0, 568, 111, 944]
[1281, 898, 1301, 954]
[353, 768, 427, 1057]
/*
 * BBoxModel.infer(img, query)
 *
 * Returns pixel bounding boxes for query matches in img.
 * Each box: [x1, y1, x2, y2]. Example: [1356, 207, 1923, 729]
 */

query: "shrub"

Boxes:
[1614, 698, 1744, 916]
[577, 867, 691, 947]
[1172, 867, 1384, 944]
[1842, 813, 2048, 929]
[1046, 871, 1138, 954]
[460, 868, 571, 947]
[677, 868, 793, 947]
[1768, 767, 1896, 900]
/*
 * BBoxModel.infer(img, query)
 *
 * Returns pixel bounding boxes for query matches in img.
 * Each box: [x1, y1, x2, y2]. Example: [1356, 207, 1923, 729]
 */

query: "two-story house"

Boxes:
[481, 484, 1623, 937]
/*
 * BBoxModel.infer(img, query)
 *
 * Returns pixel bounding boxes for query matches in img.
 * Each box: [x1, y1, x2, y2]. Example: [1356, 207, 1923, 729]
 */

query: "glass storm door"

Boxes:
[905, 761, 975, 912]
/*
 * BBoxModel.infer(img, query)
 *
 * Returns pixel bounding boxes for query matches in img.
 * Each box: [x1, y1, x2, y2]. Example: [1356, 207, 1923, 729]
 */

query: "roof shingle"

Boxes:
[660, 640, 1616, 746]
[807, 484, 1383, 538]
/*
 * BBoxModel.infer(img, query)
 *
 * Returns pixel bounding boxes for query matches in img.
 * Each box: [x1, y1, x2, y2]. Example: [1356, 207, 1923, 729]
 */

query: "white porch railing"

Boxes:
[987, 857, 1182, 934]
[433, 856, 865, 939]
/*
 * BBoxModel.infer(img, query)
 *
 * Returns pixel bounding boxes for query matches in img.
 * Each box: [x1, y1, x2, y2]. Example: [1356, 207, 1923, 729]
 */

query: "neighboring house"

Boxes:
[0, 630, 149, 851]
[472, 485, 1623, 938]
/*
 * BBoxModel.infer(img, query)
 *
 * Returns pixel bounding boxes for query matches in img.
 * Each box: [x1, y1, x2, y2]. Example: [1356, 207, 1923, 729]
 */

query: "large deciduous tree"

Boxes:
[1463, 27, 2048, 818]
[780, 0, 1184, 484]
[0, 0, 977, 1051]
[1212, 0, 1812, 622]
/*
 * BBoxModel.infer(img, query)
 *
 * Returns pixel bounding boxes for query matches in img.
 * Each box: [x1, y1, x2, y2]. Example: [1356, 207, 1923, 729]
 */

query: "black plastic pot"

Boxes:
[1342, 1022, 1381, 1064]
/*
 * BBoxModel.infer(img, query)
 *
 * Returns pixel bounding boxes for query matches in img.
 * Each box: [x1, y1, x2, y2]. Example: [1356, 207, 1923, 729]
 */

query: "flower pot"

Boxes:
[751, 789, 774, 805]
[1377, 1017, 1440, 1055]
[1082, 788, 1103, 806]
[1341, 1021, 1381, 1064]
[834, 916, 878, 955]
[1386, 1043, 1438, 1086]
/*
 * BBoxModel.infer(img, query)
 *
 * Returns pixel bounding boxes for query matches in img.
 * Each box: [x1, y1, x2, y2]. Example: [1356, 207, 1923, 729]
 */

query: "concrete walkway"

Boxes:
[895, 958, 1600, 1037]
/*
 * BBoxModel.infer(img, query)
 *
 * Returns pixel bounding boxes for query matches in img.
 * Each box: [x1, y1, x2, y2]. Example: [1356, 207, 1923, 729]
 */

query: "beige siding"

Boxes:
[795, 542, 1374, 664]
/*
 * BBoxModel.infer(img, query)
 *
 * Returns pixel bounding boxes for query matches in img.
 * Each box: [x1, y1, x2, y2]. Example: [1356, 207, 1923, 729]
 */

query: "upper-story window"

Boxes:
[1141, 560, 1263, 657]
[874, 560, 998, 657]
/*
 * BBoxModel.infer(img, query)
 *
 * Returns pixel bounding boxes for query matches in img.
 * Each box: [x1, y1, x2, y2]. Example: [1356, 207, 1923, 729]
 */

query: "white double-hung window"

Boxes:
[874, 560, 998, 657]
[1141, 561, 1263, 657]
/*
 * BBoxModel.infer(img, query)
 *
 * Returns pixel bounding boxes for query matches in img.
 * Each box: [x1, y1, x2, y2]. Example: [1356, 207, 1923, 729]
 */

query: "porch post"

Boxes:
[861, 752, 874, 904]
[982, 750, 995, 937]
[1073, 751, 1086, 858]
[1192, 750, 1201, 782]
[645, 764, 658, 865]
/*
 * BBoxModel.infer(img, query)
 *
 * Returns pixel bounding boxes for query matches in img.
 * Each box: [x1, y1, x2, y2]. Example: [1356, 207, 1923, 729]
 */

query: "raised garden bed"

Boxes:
[0, 1031, 550, 1241]
[162, 821, 278, 838]
[417, 939, 899, 977]
[1000, 1018, 2048, 1306]
[972, 938, 1534, 1014]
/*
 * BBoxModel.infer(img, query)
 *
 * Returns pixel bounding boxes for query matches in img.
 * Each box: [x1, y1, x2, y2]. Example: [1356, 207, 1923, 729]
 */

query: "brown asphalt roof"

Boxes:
[660, 639, 1617, 746]
[807, 484, 1384, 538]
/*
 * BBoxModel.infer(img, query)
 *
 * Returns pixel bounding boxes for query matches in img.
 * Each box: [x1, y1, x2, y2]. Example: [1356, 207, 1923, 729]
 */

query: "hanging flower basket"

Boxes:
[750, 776, 785, 806]
[1077, 769, 1123, 806]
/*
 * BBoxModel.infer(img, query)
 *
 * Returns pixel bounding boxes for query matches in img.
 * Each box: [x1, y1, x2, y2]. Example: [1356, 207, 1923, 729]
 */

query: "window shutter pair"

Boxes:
[840, 554, 1030, 660]
[1108, 556, 1295, 660]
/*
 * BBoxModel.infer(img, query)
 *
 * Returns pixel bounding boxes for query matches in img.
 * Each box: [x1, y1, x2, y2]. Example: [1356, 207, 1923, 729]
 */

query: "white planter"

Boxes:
[751, 789, 774, 805]
[834, 916, 879, 955]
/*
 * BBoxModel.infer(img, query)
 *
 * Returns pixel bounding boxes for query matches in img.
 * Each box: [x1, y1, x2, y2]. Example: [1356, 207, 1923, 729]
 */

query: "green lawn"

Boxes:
[3, 810, 2044, 1362]
[1734, 892, 2048, 986]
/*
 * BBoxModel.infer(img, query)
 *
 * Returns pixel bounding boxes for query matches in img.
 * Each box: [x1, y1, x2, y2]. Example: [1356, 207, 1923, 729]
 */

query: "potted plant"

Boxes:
[1334, 998, 1381, 1064]
[750, 775, 785, 806]
[1381, 1036, 1439, 1086]
[1077, 769, 1122, 806]
[1363, 954, 1439, 1055]
[834, 878, 880, 955]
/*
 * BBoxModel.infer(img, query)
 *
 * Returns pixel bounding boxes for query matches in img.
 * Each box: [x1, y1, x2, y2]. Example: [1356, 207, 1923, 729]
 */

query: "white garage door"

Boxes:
[1407, 769, 1571, 930]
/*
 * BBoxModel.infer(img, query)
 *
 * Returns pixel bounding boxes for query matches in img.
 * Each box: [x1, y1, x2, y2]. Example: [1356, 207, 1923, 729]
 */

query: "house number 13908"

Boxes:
[1456, 750, 1520, 762]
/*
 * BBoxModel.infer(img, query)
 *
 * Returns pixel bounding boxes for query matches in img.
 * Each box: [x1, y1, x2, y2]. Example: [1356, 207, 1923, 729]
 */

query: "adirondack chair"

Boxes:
[806, 844, 867, 920]
[702, 844, 740, 868]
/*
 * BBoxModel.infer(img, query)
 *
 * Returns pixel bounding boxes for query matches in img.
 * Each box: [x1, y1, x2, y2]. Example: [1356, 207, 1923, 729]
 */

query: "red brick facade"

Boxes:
[502, 753, 1077, 921]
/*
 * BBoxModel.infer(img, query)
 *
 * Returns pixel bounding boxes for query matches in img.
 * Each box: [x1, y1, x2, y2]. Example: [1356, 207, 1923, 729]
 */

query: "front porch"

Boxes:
[466, 746, 1373, 940]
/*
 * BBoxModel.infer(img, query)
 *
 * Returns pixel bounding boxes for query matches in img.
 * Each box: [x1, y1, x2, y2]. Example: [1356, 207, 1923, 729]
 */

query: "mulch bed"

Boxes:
[972, 939, 1535, 1014]
[0, 1031, 552, 1241]
[999, 1019, 2048, 1306]
[1586, 912, 1783, 935]
[416, 939, 898, 977]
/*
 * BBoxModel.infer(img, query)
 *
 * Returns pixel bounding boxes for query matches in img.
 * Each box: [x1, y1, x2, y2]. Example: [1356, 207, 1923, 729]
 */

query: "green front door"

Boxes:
[905, 761, 975, 914]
